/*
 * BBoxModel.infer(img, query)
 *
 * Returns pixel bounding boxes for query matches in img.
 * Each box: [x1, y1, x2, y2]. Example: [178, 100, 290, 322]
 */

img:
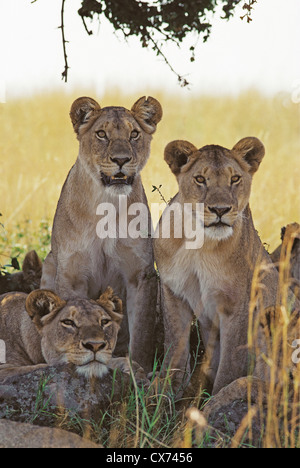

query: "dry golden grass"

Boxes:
[0, 90, 299, 254]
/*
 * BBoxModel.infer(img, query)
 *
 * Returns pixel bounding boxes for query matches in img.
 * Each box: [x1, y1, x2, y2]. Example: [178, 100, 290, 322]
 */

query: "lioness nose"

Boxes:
[82, 340, 107, 353]
[209, 206, 232, 218]
[111, 156, 132, 168]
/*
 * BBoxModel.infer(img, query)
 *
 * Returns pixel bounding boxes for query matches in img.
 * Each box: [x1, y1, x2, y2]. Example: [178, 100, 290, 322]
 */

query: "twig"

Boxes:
[59, 0, 69, 82]
[81, 16, 93, 36]
[148, 35, 190, 88]
[152, 185, 171, 205]
[240, 0, 257, 23]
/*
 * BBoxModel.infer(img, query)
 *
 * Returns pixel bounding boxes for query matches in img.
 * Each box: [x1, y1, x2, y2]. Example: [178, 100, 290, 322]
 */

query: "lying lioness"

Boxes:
[0, 250, 42, 295]
[0, 287, 143, 382]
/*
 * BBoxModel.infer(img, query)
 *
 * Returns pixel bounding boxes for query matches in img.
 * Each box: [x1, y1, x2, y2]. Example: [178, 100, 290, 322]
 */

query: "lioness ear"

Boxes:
[164, 140, 198, 176]
[26, 290, 66, 330]
[131, 96, 163, 134]
[232, 137, 265, 175]
[97, 287, 123, 326]
[22, 250, 42, 282]
[70, 97, 101, 136]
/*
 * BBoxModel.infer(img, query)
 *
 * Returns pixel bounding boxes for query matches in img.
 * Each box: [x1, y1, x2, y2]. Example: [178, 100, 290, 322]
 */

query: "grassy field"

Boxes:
[0, 90, 299, 264]
[0, 91, 299, 448]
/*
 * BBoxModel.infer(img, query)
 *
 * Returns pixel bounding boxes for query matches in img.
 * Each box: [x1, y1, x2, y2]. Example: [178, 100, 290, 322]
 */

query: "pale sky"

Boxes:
[1, 0, 300, 100]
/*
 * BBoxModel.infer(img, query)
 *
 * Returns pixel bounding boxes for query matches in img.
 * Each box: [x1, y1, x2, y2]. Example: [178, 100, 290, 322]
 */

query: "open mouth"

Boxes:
[101, 172, 135, 187]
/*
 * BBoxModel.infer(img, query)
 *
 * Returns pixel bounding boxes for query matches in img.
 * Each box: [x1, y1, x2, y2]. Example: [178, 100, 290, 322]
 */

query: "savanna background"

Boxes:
[0, 0, 299, 449]
[1, 90, 299, 265]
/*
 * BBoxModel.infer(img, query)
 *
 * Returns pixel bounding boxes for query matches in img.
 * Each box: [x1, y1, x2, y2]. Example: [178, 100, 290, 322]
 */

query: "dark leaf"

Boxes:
[11, 257, 21, 271]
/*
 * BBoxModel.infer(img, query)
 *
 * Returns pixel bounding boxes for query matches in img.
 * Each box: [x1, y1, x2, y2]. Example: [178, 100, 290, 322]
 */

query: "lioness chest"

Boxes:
[82, 236, 124, 300]
[162, 245, 241, 320]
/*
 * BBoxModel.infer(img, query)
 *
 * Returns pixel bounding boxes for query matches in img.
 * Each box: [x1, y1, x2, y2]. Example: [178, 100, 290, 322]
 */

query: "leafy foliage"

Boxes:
[77, 0, 249, 85]
[32, 0, 257, 85]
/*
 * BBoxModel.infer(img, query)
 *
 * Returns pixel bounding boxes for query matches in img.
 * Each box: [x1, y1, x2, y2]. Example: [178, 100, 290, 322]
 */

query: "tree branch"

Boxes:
[148, 35, 190, 88]
[39, 0, 253, 86]
[59, 0, 69, 82]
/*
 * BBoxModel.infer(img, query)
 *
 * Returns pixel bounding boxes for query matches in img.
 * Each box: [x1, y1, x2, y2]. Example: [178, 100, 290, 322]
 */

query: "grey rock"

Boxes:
[0, 364, 130, 428]
[0, 419, 100, 448]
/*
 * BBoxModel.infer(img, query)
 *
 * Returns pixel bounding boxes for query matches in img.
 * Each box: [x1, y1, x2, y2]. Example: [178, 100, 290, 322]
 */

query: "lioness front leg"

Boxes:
[212, 313, 249, 395]
[161, 283, 194, 391]
[108, 357, 147, 381]
[0, 364, 49, 384]
[40, 251, 56, 291]
[41, 251, 90, 299]
[125, 271, 157, 374]
[54, 252, 90, 300]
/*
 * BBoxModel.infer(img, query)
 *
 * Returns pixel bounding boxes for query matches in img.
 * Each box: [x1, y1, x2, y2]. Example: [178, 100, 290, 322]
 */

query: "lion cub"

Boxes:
[154, 137, 298, 395]
[0, 287, 143, 382]
[41, 96, 163, 373]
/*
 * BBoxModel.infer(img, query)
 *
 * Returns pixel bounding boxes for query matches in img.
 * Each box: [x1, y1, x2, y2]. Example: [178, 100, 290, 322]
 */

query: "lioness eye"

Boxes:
[61, 319, 76, 328]
[231, 175, 241, 184]
[130, 130, 140, 140]
[195, 175, 206, 185]
[101, 319, 111, 327]
[96, 130, 107, 140]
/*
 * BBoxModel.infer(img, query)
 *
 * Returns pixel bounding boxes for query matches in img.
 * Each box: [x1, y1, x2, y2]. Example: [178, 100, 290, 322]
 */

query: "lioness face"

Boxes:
[26, 287, 123, 379]
[70, 96, 163, 197]
[165, 137, 265, 241]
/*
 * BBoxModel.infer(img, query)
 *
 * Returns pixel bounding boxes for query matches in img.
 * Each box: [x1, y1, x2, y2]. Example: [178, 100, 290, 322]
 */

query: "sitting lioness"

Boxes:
[154, 137, 298, 396]
[0, 287, 144, 382]
[41, 96, 163, 373]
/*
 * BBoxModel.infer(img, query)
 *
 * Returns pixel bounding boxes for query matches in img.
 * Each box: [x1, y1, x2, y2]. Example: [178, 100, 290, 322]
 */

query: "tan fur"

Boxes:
[271, 223, 300, 299]
[41, 96, 163, 372]
[154, 137, 298, 396]
[0, 287, 144, 382]
[0, 251, 42, 295]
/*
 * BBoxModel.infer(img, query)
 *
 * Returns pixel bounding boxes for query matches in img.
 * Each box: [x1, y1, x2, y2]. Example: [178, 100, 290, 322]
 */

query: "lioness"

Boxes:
[154, 137, 298, 395]
[0, 250, 42, 295]
[271, 223, 300, 299]
[0, 287, 143, 382]
[41, 96, 163, 372]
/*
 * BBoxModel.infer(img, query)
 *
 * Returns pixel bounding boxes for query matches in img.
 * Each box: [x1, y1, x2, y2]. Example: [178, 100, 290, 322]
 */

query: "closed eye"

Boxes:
[231, 175, 241, 184]
[61, 319, 77, 328]
[130, 130, 140, 141]
[101, 318, 112, 328]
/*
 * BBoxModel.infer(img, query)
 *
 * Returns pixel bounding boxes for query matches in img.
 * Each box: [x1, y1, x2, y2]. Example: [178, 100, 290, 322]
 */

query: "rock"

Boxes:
[0, 419, 100, 448]
[206, 400, 263, 444]
[0, 364, 130, 428]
